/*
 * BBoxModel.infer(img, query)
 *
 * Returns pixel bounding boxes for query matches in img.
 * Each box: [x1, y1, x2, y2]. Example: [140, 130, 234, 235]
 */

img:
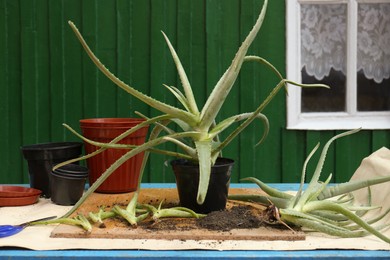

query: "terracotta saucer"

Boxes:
[0, 194, 40, 207]
[0, 185, 42, 198]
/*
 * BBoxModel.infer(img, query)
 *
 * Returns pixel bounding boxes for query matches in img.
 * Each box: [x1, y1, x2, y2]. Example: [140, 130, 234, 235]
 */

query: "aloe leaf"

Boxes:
[112, 206, 139, 226]
[291, 143, 320, 208]
[163, 84, 191, 112]
[195, 140, 212, 205]
[319, 175, 390, 200]
[217, 78, 329, 156]
[172, 118, 193, 132]
[284, 80, 330, 90]
[282, 213, 372, 238]
[302, 200, 390, 243]
[306, 173, 333, 203]
[214, 79, 288, 154]
[228, 194, 290, 209]
[88, 208, 115, 227]
[62, 131, 201, 218]
[199, 0, 268, 130]
[244, 55, 286, 89]
[54, 114, 174, 171]
[61, 123, 137, 149]
[161, 32, 199, 115]
[152, 207, 205, 220]
[68, 21, 197, 126]
[241, 177, 292, 200]
[295, 129, 361, 208]
[163, 136, 197, 157]
[34, 215, 92, 233]
[210, 112, 268, 147]
[135, 121, 168, 191]
[281, 208, 351, 232]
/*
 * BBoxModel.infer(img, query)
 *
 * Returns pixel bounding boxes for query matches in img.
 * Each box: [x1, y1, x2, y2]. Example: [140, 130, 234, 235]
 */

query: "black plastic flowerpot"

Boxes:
[171, 158, 234, 214]
[50, 164, 89, 205]
[54, 164, 89, 179]
[20, 142, 83, 198]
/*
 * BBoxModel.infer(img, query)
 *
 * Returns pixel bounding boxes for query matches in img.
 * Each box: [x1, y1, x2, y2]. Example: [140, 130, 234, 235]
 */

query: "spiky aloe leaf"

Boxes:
[319, 175, 390, 200]
[161, 32, 199, 115]
[293, 128, 361, 210]
[68, 21, 198, 127]
[195, 140, 212, 204]
[199, 0, 268, 130]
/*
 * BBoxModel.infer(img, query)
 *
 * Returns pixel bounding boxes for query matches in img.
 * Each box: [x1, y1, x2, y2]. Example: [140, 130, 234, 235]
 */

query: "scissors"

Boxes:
[0, 216, 56, 238]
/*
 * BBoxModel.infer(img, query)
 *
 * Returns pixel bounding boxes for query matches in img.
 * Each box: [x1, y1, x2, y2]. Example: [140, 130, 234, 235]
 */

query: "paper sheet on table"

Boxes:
[1, 147, 390, 250]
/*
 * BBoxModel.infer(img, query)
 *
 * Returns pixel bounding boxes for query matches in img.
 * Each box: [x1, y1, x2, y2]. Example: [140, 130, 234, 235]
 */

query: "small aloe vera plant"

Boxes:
[52, 0, 328, 228]
[230, 129, 390, 244]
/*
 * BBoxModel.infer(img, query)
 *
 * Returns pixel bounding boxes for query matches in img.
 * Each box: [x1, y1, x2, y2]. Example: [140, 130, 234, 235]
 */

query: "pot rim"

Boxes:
[54, 164, 89, 174]
[170, 157, 234, 168]
[51, 171, 88, 180]
[80, 118, 146, 125]
[20, 142, 82, 151]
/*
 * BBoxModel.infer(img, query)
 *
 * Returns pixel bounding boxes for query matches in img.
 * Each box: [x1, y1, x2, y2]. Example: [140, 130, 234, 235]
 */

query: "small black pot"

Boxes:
[21, 142, 83, 197]
[50, 164, 88, 205]
[171, 158, 234, 214]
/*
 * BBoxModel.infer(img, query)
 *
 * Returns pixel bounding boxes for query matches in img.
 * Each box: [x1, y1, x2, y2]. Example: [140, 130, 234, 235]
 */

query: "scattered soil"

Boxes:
[137, 204, 288, 232]
[196, 205, 263, 231]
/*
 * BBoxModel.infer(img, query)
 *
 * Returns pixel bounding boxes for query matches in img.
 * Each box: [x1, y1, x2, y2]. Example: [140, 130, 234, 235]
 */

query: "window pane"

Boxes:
[300, 4, 347, 112]
[357, 3, 390, 112]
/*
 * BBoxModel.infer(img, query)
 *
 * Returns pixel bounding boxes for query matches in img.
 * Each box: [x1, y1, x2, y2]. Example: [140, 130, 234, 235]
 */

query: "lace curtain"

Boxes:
[301, 3, 390, 84]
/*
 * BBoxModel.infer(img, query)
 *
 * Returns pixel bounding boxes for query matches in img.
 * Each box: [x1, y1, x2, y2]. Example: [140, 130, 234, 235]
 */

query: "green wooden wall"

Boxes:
[1, 0, 389, 185]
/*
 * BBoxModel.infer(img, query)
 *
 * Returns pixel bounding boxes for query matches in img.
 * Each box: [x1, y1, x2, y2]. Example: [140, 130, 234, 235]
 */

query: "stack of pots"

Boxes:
[79, 118, 149, 193]
[20, 142, 83, 198]
[51, 164, 89, 205]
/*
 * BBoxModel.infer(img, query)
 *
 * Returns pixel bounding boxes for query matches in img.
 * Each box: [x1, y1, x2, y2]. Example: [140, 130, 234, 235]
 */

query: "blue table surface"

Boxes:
[1, 183, 389, 260]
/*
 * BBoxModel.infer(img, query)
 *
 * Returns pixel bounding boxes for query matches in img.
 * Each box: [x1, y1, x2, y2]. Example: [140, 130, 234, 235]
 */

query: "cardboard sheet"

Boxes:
[1, 147, 390, 250]
[50, 189, 305, 241]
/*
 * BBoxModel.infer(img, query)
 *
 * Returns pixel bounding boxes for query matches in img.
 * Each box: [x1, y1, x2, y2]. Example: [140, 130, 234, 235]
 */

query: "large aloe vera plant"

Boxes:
[58, 0, 328, 219]
[230, 129, 390, 243]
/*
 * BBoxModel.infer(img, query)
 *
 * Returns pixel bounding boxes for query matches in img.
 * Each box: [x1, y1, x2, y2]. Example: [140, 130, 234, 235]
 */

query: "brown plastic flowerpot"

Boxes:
[20, 142, 83, 198]
[80, 118, 149, 193]
[171, 158, 234, 214]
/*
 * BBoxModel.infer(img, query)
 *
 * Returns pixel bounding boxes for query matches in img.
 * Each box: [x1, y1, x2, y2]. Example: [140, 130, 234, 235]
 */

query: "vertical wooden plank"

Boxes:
[116, 0, 151, 118]
[95, 0, 117, 118]
[20, 0, 51, 183]
[81, 0, 117, 119]
[0, 0, 8, 183]
[372, 130, 390, 152]
[62, 0, 83, 138]
[242, 0, 286, 183]
[205, 0, 241, 182]
[81, 0, 99, 118]
[20, 0, 50, 143]
[281, 130, 306, 183]
[116, 0, 152, 183]
[148, 0, 178, 183]
[335, 130, 371, 182]
[48, 0, 65, 140]
[239, 0, 278, 182]
[0, 0, 24, 183]
[78, 0, 117, 118]
[177, 0, 206, 106]
[48, 0, 82, 141]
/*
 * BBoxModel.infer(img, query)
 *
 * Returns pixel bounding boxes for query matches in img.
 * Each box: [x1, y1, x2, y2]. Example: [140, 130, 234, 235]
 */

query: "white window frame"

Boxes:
[286, 0, 390, 130]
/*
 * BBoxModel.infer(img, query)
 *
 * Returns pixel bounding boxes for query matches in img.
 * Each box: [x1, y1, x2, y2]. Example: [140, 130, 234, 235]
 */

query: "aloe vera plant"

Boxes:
[230, 129, 390, 243]
[55, 0, 330, 224]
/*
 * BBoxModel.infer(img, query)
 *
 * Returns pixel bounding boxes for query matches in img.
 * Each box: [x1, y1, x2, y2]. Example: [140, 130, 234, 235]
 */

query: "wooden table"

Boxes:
[1, 183, 389, 259]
